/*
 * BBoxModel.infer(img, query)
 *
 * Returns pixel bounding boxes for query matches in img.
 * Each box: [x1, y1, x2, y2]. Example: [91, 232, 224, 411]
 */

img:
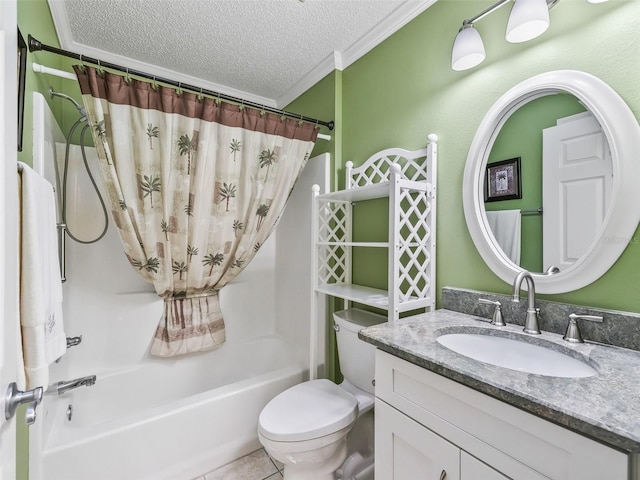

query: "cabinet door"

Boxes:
[375, 399, 460, 480]
[461, 452, 509, 480]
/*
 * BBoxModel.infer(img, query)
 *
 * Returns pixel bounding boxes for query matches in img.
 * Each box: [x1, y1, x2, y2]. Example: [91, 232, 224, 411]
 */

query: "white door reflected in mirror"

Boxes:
[542, 111, 612, 272]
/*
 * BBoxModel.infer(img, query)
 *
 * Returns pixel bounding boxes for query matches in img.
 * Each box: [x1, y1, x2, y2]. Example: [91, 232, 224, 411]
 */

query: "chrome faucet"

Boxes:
[56, 375, 97, 395]
[563, 313, 604, 343]
[478, 298, 506, 326]
[511, 271, 541, 334]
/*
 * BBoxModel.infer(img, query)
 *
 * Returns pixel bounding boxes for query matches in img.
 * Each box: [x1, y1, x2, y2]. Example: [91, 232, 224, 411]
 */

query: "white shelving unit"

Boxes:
[311, 134, 438, 324]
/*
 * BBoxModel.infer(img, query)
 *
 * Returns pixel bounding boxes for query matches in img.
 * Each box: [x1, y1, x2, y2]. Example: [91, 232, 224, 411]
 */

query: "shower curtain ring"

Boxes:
[125, 67, 131, 84]
[197, 87, 204, 102]
[78, 54, 86, 72]
[298, 113, 304, 126]
[152, 75, 157, 91]
[215, 92, 221, 105]
[239, 99, 245, 111]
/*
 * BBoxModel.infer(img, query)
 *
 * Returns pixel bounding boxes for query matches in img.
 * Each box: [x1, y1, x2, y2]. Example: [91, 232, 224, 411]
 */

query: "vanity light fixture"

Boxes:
[451, 0, 606, 71]
[505, 0, 550, 43]
[451, 23, 486, 71]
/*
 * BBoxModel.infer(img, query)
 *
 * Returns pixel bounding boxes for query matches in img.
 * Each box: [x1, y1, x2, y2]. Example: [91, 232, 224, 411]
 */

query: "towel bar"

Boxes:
[520, 208, 542, 216]
[57, 223, 66, 282]
[66, 335, 82, 349]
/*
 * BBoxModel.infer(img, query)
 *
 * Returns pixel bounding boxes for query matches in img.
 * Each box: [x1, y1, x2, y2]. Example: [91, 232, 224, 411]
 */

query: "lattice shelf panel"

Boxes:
[397, 189, 432, 303]
[316, 199, 350, 286]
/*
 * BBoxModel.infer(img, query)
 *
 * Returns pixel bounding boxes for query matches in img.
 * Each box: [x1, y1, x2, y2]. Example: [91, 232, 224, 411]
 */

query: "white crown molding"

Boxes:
[340, 0, 438, 70]
[276, 51, 342, 108]
[47, 0, 71, 48]
[277, 0, 438, 108]
[47, 0, 438, 110]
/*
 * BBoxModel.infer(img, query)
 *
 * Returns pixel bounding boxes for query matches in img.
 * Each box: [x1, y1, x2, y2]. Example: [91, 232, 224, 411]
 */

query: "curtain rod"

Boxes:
[28, 35, 335, 131]
[34, 62, 332, 141]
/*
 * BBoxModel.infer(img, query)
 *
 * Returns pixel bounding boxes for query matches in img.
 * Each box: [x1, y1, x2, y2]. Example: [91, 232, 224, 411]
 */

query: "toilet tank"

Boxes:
[334, 308, 386, 394]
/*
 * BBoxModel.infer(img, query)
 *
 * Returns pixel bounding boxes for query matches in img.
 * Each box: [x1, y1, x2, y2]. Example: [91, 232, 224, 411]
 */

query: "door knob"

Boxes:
[5, 382, 43, 426]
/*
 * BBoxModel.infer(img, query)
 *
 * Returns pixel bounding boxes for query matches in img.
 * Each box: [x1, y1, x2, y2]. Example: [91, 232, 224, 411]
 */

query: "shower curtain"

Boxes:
[74, 66, 317, 357]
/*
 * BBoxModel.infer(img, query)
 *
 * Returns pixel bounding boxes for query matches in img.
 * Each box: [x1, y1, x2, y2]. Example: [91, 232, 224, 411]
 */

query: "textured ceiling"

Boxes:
[48, 0, 436, 107]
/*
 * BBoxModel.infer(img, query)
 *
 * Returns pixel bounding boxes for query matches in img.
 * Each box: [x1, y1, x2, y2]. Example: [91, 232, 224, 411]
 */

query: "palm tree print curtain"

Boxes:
[74, 66, 317, 357]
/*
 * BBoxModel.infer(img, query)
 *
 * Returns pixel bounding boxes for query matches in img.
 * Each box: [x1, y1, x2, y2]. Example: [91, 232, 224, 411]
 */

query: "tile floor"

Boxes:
[193, 448, 284, 480]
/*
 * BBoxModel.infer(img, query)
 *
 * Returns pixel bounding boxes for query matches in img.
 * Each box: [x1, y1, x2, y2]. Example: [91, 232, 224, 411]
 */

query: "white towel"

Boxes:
[486, 210, 521, 265]
[18, 162, 66, 391]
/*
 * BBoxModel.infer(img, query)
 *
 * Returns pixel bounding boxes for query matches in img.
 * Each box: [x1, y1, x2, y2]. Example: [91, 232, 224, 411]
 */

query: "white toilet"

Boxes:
[258, 308, 385, 480]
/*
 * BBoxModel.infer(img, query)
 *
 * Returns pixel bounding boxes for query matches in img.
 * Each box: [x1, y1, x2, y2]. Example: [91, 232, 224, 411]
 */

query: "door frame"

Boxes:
[1, 1, 21, 478]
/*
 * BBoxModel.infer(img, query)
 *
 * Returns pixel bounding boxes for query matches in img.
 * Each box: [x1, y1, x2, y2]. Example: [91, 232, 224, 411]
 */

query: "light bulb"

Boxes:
[451, 25, 486, 71]
[505, 0, 550, 43]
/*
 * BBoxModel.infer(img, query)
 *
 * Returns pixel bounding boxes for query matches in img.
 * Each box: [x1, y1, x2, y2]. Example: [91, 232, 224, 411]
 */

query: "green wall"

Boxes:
[18, 0, 94, 164]
[287, 70, 342, 188]
[17, 0, 65, 166]
[287, 71, 344, 380]
[298, 0, 640, 313]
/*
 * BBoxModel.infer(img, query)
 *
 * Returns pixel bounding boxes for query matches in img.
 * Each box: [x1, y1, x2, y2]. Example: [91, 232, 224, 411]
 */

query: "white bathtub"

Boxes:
[39, 336, 306, 480]
[30, 93, 327, 480]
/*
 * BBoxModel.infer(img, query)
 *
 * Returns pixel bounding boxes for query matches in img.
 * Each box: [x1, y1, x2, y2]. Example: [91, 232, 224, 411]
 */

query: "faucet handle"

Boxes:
[563, 313, 603, 343]
[5, 383, 43, 426]
[478, 299, 506, 326]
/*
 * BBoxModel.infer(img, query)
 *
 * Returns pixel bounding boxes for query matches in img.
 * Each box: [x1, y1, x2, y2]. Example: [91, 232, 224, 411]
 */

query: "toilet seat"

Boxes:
[340, 380, 375, 413]
[258, 379, 358, 442]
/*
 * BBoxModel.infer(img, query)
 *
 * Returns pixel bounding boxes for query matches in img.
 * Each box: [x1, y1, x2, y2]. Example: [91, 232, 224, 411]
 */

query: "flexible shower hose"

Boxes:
[56, 116, 109, 244]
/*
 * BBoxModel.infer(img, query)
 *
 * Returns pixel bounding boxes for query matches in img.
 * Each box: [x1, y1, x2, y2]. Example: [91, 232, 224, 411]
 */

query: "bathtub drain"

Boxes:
[66, 404, 73, 422]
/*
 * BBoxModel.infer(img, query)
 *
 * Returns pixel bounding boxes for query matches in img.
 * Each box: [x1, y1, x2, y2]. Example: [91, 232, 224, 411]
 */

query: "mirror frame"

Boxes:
[463, 70, 640, 294]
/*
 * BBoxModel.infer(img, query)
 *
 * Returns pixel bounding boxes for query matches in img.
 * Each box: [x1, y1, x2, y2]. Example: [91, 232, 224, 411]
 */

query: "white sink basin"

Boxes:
[437, 333, 596, 378]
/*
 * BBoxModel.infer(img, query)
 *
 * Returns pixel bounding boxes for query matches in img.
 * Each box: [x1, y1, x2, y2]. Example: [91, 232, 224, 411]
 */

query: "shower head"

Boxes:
[49, 87, 87, 121]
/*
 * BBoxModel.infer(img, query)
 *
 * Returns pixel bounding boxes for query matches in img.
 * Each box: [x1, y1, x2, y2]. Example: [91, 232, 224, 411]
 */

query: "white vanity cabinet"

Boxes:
[375, 350, 629, 480]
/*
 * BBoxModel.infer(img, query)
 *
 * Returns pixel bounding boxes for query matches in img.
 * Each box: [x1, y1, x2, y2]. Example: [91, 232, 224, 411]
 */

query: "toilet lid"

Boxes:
[258, 379, 358, 442]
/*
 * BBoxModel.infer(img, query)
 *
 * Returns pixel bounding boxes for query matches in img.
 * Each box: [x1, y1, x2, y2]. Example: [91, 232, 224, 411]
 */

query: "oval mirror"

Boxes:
[463, 70, 640, 294]
[484, 93, 608, 273]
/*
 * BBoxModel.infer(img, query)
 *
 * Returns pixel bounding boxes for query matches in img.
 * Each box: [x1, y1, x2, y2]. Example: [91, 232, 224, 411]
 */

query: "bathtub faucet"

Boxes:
[56, 375, 97, 395]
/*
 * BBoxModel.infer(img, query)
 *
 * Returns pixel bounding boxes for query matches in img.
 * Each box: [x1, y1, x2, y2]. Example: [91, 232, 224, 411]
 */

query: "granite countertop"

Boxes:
[358, 309, 640, 453]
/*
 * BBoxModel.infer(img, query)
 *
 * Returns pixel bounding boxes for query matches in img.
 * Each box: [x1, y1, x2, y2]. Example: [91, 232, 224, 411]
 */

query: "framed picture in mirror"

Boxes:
[485, 157, 521, 202]
[17, 28, 27, 152]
